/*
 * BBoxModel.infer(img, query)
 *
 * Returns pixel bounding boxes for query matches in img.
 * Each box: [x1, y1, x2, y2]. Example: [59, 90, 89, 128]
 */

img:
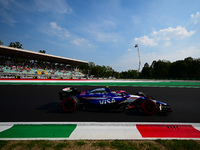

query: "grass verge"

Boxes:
[0, 140, 200, 150]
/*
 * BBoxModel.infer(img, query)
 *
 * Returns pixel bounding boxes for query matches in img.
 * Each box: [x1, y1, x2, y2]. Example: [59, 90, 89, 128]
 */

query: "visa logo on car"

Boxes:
[99, 98, 116, 104]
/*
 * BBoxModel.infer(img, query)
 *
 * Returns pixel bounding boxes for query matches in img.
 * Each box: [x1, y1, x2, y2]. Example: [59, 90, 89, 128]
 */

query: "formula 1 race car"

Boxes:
[59, 86, 172, 115]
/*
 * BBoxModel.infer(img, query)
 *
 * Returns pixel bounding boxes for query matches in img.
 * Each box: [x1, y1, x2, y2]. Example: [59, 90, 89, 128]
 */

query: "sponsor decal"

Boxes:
[99, 98, 116, 104]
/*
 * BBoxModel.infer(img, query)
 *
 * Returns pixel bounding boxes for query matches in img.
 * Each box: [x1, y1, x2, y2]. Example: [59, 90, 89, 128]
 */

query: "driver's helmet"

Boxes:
[105, 86, 110, 92]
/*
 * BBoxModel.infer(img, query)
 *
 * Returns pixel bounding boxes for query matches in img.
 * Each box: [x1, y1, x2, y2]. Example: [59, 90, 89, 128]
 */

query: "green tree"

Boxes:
[127, 69, 137, 78]
[96, 65, 104, 77]
[105, 66, 114, 78]
[169, 60, 187, 78]
[9, 41, 23, 49]
[39, 50, 46, 53]
[151, 60, 171, 78]
[77, 62, 117, 78]
[119, 69, 137, 79]
[193, 59, 200, 79]
[113, 71, 119, 78]
[140, 63, 151, 78]
[0, 40, 3, 45]
[141, 57, 200, 80]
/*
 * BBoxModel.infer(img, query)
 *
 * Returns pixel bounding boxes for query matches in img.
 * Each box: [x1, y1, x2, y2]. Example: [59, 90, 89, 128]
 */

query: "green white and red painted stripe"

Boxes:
[0, 122, 200, 140]
[0, 79, 200, 88]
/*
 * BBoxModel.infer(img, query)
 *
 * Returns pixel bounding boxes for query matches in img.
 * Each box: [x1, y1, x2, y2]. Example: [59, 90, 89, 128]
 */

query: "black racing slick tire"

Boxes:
[62, 96, 79, 112]
[141, 100, 157, 115]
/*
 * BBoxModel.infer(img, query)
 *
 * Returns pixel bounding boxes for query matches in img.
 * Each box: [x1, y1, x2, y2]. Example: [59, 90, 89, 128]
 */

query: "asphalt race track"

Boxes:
[0, 85, 200, 123]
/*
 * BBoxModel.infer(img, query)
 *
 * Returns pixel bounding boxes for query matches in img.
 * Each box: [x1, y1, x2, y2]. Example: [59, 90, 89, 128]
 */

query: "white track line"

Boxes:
[0, 125, 13, 132]
[69, 124, 142, 140]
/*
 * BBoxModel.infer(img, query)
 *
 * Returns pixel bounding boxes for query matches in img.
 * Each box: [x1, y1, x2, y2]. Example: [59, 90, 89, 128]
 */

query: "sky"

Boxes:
[0, 0, 200, 72]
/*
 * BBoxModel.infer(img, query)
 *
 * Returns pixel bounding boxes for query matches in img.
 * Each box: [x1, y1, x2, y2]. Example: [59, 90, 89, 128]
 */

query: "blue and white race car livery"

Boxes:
[59, 86, 172, 115]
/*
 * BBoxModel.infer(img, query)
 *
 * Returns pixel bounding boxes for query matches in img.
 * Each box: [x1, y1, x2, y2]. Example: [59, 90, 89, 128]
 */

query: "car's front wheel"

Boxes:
[141, 100, 157, 115]
[62, 96, 79, 112]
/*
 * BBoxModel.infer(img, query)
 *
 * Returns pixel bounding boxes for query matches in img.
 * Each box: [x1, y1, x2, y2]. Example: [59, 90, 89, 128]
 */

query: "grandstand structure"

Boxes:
[0, 45, 88, 79]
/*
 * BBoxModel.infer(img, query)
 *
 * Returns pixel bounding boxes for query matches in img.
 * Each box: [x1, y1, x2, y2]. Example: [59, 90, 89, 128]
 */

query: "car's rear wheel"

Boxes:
[141, 100, 156, 115]
[62, 96, 79, 112]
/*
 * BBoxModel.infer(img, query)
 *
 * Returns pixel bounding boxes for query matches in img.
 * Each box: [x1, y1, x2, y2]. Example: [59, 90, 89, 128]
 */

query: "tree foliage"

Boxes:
[119, 70, 137, 79]
[39, 50, 46, 53]
[9, 41, 23, 49]
[78, 62, 137, 79]
[78, 62, 116, 78]
[140, 57, 200, 79]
